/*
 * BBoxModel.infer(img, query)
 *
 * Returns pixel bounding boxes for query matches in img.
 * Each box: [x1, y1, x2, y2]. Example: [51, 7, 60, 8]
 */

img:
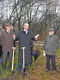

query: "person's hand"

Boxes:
[43, 50, 46, 56]
[12, 34, 16, 40]
[35, 34, 39, 40]
[12, 47, 16, 49]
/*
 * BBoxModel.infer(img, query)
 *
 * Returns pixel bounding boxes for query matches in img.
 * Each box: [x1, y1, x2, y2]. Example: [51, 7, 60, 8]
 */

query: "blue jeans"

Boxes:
[0, 58, 1, 63]
[46, 54, 56, 70]
[18, 63, 28, 72]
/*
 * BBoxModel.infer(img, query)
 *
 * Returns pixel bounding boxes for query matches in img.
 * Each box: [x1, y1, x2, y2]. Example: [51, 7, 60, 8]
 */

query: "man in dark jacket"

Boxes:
[43, 27, 59, 73]
[10, 25, 16, 47]
[1, 24, 15, 74]
[16, 23, 39, 73]
[0, 24, 3, 66]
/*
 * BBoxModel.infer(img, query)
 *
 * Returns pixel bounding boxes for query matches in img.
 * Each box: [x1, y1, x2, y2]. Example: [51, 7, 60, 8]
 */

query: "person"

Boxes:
[0, 24, 4, 66]
[16, 23, 39, 73]
[1, 24, 15, 74]
[10, 25, 16, 47]
[43, 27, 59, 74]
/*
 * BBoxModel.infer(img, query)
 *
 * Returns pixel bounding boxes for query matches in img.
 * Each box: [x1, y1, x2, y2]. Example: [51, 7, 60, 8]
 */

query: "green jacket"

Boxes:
[43, 35, 59, 55]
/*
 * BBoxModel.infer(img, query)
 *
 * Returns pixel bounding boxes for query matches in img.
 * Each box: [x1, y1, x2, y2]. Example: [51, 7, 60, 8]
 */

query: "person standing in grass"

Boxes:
[1, 24, 15, 74]
[16, 23, 39, 74]
[43, 27, 59, 74]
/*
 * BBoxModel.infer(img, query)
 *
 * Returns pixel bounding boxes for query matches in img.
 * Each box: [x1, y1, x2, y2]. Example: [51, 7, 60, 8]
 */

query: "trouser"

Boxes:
[0, 45, 3, 57]
[2, 51, 12, 68]
[18, 63, 28, 72]
[46, 54, 56, 70]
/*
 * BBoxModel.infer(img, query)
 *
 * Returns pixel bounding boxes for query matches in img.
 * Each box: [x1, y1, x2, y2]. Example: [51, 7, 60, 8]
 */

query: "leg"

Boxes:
[51, 55, 56, 70]
[8, 51, 13, 69]
[0, 46, 2, 65]
[2, 51, 7, 74]
[0, 45, 2, 57]
[46, 54, 50, 70]
[24, 64, 28, 72]
[18, 63, 22, 72]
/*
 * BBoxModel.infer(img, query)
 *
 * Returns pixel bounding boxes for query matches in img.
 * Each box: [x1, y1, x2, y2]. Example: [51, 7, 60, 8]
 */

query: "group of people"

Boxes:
[0, 23, 59, 75]
[0, 23, 39, 75]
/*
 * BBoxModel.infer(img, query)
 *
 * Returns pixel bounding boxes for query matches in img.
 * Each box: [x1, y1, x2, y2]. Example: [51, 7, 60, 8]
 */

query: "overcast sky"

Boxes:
[0, 0, 60, 20]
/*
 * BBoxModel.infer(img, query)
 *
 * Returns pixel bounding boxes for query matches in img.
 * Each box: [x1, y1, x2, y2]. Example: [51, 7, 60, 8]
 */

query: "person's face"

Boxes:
[11, 27, 13, 31]
[9, 26, 13, 31]
[0, 26, 2, 29]
[6, 26, 10, 30]
[24, 25, 29, 30]
[49, 31, 54, 35]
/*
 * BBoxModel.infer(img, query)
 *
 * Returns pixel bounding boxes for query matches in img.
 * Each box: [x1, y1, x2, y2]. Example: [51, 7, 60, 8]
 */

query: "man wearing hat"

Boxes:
[1, 24, 15, 74]
[43, 27, 59, 73]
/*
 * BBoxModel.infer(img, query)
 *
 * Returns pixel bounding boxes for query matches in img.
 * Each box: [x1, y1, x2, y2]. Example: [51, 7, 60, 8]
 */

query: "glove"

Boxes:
[43, 50, 46, 56]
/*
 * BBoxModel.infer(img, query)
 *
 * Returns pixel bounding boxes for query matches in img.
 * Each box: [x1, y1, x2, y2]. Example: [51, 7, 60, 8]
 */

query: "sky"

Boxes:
[0, 0, 60, 21]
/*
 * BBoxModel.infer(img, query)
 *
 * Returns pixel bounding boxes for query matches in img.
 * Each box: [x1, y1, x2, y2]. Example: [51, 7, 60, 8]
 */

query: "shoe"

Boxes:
[18, 72, 22, 75]
[2, 63, 6, 74]
[45, 69, 49, 72]
[52, 70, 56, 74]
[22, 72, 27, 78]
[0, 58, 1, 66]
[2, 69, 5, 74]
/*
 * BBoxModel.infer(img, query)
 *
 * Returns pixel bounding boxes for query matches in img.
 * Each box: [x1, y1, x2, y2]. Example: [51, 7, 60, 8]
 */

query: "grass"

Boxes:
[0, 42, 60, 80]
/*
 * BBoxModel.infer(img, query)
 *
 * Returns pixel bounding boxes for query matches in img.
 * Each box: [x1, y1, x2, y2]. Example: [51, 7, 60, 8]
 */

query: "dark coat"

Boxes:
[0, 29, 4, 46]
[16, 29, 35, 64]
[1, 30, 14, 52]
[43, 35, 59, 55]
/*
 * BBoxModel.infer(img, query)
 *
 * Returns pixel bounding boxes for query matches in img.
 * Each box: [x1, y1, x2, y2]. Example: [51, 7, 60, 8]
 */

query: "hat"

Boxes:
[5, 23, 12, 27]
[49, 27, 54, 31]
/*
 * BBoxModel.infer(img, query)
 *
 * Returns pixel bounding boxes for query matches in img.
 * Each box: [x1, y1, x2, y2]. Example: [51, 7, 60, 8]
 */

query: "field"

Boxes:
[0, 42, 60, 80]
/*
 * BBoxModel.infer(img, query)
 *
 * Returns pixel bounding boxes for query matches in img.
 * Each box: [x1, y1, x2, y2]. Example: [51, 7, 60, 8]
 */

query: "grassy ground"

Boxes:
[0, 42, 60, 80]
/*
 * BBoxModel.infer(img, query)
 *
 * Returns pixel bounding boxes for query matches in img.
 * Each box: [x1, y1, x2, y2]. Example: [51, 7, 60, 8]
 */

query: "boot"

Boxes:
[8, 62, 12, 71]
[0, 58, 2, 67]
[2, 63, 6, 74]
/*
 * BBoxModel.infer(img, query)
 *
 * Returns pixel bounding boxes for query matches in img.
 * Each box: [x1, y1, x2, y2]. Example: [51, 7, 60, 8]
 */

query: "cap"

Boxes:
[5, 23, 12, 27]
[49, 27, 54, 31]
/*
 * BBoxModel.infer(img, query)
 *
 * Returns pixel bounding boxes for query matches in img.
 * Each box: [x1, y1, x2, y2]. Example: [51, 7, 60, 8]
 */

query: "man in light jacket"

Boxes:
[43, 27, 59, 73]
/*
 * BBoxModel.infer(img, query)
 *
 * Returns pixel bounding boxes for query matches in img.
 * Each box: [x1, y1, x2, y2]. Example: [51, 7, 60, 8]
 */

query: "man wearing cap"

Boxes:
[16, 23, 39, 73]
[1, 24, 15, 74]
[43, 27, 59, 73]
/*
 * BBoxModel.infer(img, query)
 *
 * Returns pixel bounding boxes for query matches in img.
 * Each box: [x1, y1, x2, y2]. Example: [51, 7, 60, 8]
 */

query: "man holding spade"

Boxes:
[16, 23, 39, 74]
[1, 24, 15, 74]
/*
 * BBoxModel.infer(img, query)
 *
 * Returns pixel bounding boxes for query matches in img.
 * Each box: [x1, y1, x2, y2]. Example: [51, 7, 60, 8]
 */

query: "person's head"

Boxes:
[0, 24, 3, 29]
[10, 26, 13, 31]
[48, 28, 54, 35]
[23, 23, 29, 30]
[5, 24, 11, 30]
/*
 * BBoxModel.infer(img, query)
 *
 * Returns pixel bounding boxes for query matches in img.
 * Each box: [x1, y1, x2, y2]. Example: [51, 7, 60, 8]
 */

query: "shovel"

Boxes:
[11, 47, 16, 73]
[22, 47, 26, 78]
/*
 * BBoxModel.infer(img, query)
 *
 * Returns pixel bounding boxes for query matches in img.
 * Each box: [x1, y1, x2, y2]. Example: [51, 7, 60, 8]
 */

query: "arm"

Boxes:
[31, 32, 39, 41]
[15, 31, 20, 41]
[43, 37, 47, 50]
[43, 37, 47, 56]
[31, 32, 36, 41]
[55, 37, 59, 50]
